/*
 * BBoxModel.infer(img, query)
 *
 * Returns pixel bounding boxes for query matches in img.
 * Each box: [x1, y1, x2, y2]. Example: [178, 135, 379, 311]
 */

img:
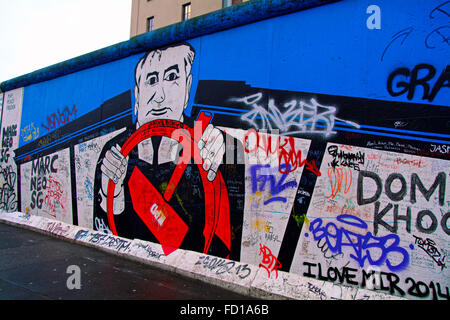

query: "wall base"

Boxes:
[0, 210, 404, 300]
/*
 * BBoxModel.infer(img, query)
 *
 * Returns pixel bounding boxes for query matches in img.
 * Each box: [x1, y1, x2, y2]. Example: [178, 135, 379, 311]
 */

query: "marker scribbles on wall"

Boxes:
[291, 143, 450, 300]
[75, 128, 126, 229]
[381, 1, 450, 62]
[20, 148, 72, 224]
[0, 88, 23, 212]
[238, 128, 311, 267]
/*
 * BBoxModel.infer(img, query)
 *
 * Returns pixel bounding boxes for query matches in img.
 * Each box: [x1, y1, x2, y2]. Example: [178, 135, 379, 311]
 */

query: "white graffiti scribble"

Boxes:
[232, 93, 360, 136]
[94, 217, 113, 235]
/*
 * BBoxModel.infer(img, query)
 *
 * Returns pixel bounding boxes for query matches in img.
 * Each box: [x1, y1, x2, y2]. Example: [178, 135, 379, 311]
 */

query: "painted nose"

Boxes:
[153, 85, 165, 103]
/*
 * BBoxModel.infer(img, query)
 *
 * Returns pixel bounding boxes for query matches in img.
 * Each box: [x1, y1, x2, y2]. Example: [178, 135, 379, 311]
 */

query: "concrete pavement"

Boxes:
[0, 222, 254, 300]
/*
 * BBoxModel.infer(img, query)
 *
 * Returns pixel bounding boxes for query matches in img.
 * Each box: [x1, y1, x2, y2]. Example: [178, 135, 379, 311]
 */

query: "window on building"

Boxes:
[223, 0, 248, 8]
[147, 16, 154, 32]
[182, 3, 191, 21]
[222, 0, 232, 7]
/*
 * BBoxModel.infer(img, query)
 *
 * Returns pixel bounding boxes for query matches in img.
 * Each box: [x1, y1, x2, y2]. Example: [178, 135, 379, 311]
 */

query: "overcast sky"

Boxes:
[0, 0, 132, 83]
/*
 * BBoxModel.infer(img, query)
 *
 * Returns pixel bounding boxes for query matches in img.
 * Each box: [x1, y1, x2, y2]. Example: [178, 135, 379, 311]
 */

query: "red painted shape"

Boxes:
[196, 161, 231, 254]
[106, 179, 118, 235]
[106, 113, 232, 256]
[128, 167, 188, 256]
[163, 112, 210, 202]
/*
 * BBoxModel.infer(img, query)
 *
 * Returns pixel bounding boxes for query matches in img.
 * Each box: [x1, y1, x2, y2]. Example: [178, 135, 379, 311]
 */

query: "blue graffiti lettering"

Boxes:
[84, 177, 93, 201]
[307, 214, 410, 272]
[250, 163, 298, 205]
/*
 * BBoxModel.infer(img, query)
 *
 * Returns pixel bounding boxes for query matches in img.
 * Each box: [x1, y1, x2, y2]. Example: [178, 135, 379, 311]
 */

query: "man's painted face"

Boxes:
[135, 46, 192, 126]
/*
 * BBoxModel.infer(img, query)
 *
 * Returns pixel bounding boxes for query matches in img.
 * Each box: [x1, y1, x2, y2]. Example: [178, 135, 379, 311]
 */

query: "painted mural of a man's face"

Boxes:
[134, 44, 195, 127]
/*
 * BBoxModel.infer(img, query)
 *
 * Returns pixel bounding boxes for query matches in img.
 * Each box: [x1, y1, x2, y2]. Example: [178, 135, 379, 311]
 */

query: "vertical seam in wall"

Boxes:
[0, 93, 4, 129]
[268, 19, 275, 89]
[17, 164, 21, 212]
[70, 145, 78, 226]
[16, 88, 25, 213]
[362, 0, 370, 98]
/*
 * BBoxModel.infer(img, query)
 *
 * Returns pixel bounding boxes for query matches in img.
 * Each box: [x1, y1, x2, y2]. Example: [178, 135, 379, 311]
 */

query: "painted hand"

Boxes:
[197, 124, 225, 182]
[99, 144, 129, 215]
[100, 144, 129, 187]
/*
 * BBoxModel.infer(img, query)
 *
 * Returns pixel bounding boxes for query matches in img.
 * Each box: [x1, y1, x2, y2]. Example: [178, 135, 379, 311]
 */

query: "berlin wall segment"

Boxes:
[0, 0, 448, 300]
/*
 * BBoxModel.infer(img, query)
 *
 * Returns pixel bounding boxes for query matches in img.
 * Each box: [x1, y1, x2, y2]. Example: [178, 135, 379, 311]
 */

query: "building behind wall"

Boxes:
[130, 0, 250, 37]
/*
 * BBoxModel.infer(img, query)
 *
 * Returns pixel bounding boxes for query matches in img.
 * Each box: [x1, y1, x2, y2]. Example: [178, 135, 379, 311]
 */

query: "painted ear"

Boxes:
[134, 86, 139, 116]
[184, 74, 193, 110]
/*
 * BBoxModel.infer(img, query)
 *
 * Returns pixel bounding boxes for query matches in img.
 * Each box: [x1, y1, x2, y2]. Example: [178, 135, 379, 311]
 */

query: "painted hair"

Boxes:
[134, 42, 195, 93]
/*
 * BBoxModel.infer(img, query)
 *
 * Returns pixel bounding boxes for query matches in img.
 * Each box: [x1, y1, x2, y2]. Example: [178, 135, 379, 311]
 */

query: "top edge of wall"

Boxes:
[0, 0, 339, 93]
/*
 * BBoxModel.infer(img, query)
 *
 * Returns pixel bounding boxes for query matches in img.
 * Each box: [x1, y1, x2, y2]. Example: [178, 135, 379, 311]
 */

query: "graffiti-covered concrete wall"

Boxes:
[1, 0, 448, 300]
[0, 88, 23, 212]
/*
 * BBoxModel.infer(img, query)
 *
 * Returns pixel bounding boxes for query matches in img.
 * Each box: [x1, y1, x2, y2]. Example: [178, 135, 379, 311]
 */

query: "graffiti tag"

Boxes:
[234, 93, 360, 136]
[306, 214, 411, 272]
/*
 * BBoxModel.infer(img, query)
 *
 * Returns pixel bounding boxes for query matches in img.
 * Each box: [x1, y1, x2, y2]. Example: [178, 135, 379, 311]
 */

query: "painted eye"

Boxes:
[146, 75, 157, 86]
[164, 71, 179, 82]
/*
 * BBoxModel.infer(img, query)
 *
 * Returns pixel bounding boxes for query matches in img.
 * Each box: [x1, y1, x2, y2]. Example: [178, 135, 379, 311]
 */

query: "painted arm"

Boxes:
[197, 124, 225, 182]
[99, 144, 129, 214]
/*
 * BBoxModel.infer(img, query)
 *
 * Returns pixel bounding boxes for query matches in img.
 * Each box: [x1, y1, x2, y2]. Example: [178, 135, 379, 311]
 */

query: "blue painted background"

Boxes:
[16, 0, 449, 147]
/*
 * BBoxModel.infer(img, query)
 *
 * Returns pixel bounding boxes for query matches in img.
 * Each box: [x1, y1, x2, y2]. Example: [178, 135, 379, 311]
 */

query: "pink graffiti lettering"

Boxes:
[243, 129, 321, 176]
[43, 175, 65, 217]
[259, 243, 282, 279]
[41, 105, 77, 132]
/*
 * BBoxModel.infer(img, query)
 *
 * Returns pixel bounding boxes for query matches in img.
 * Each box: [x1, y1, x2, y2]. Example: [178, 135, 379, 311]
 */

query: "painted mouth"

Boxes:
[147, 107, 172, 117]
